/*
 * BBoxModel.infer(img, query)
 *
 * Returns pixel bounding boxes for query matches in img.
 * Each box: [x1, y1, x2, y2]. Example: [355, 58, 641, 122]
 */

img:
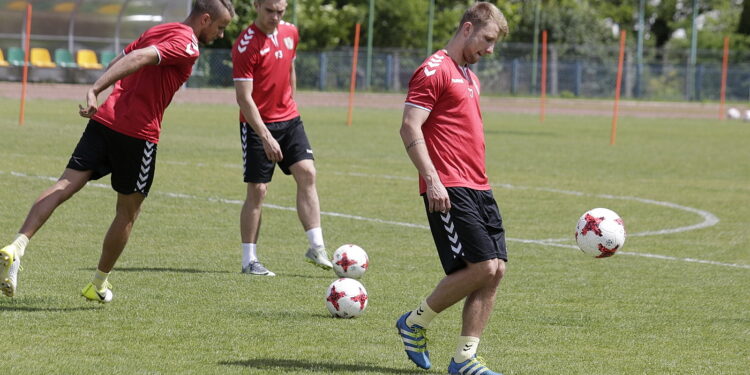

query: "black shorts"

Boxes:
[423, 187, 508, 275]
[66, 120, 157, 196]
[240, 116, 314, 183]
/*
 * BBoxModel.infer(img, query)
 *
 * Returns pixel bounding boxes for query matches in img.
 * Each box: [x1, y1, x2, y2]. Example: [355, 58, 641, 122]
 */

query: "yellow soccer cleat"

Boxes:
[0, 245, 20, 297]
[81, 281, 113, 303]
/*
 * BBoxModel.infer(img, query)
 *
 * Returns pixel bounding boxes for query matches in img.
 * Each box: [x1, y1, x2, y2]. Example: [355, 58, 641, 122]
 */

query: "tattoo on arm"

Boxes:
[406, 138, 425, 150]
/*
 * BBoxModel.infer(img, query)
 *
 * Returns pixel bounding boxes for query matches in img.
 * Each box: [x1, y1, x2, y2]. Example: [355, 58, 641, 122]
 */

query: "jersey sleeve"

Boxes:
[405, 64, 445, 112]
[232, 30, 259, 80]
[122, 36, 142, 55]
[292, 25, 299, 60]
[154, 34, 199, 66]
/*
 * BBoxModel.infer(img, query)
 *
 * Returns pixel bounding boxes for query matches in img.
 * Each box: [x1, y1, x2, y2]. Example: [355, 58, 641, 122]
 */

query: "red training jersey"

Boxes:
[405, 49, 490, 194]
[232, 22, 299, 123]
[93, 23, 199, 144]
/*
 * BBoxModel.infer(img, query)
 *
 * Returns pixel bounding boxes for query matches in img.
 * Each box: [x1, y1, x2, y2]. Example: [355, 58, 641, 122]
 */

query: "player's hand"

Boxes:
[79, 89, 98, 118]
[426, 180, 451, 214]
[263, 137, 283, 162]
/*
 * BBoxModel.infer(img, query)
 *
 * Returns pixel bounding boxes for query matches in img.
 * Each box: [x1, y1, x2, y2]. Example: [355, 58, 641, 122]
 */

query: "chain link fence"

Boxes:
[185, 43, 750, 102]
[3, 42, 749, 102]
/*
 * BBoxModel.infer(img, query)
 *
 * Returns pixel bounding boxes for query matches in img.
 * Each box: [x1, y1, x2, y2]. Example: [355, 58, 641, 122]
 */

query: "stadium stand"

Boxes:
[54, 48, 77, 68]
[0, 49, 9, 67]
[76, 49, 103, 69]
[30, 48, 56, 68]
[7, 47, 25, 66]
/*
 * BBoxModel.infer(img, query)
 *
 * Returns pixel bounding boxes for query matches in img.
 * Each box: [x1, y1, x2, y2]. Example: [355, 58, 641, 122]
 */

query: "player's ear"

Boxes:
[201, 12, 212, 27]
[464, 22, 474, 37]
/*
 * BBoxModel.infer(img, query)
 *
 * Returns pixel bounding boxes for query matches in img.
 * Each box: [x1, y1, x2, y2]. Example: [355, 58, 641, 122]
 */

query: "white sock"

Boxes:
[305, 227, 324, 249]
[12, 233, 29, 257]
[92, 269, 110, 291]
[242, 243, 257, 267]
[406, 299, 439, 329]
[453, 336, 480, 363]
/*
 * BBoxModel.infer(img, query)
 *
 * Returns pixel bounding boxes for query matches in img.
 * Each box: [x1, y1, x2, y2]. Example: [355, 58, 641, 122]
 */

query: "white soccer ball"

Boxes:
[325, 278, 368, 318]
[727, 107, 741, 119]
[743, 110, 750, 122]
[332, 244, 369, 279]
[574, 208, 626, 258]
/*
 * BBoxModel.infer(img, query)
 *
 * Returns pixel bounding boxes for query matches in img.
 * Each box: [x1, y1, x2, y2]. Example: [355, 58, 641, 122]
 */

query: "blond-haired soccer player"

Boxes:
[0, 0, 234, 302]
[396, 3, 510, 374]
[231, 0, 332, 276]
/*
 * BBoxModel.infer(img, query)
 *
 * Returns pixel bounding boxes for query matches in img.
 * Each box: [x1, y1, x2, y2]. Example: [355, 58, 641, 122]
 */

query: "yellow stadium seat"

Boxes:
[77, 49, 103, 69]
[30, 48, 56, 68]
[0, 49, 9, 67]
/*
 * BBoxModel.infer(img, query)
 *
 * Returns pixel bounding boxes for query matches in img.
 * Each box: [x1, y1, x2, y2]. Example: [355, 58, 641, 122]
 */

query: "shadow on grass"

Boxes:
[282, 273, 336, 280]
[0, 305, 98, 312]
[219, 358, 426, 374]
[80, 266, 231, 274]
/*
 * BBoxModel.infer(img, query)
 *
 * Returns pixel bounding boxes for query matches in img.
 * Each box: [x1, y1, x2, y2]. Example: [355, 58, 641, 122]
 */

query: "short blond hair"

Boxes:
[458, 2, 508, 38]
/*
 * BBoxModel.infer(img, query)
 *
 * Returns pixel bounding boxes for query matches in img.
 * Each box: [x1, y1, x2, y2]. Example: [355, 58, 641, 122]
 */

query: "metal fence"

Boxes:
[4, 42, 750, 102]
[186, 44, 750, 102]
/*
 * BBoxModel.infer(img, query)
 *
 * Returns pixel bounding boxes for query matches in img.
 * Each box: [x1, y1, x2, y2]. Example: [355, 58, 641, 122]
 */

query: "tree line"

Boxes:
[211, 0, 750, 59]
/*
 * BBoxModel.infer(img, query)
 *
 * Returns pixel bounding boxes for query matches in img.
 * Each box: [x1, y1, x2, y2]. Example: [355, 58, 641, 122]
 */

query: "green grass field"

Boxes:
[0, 96, 748, 374]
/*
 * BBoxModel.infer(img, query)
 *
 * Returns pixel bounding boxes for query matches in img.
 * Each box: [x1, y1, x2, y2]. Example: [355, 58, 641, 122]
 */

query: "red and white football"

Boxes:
[575, 208, 626, 258]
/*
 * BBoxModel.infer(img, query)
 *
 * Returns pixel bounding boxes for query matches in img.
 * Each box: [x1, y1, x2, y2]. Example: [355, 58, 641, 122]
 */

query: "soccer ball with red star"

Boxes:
[325, 278, 369, 318]
[332, 244, 369, 279]
[574, 208, 626, 258]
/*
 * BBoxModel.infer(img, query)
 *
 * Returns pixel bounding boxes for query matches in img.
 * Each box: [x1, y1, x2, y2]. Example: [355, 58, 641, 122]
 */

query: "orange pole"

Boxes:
[610, 30, 626, 145]
[346, 23, 361, 127]
[540, 30, 547, 122]
[19, 3, 32, 126]
[719, 36, 729, 120]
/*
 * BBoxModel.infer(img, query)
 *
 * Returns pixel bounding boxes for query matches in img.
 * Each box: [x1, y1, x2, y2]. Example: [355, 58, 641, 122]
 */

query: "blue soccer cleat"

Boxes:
[395, 311, 431, 369]
[448, 356, 502, 375]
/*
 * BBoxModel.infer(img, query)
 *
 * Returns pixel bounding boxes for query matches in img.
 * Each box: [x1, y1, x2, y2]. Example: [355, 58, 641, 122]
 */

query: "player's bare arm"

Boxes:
[290, 60, 297, 99]
[104, 52, 124, 71]
[79, 47, 159, 118]
[400, 105, 451, 213]
[234, 80, 283, 162]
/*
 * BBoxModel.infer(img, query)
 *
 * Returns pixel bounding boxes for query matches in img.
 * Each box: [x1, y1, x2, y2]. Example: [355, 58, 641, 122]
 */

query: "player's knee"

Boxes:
[247, 183, 268, 201]
[494, 259, 506, 282]
[468, 258, 500, 281]
[293, 163, 316, 185]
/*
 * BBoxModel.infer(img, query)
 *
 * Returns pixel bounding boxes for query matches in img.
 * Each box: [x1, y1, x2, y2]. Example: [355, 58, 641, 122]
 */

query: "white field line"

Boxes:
[3, 170, 747, 270]
[331, 172, 720, 241]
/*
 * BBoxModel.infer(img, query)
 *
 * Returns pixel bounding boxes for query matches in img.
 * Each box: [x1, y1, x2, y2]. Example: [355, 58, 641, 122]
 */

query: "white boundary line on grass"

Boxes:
[3, 170, 748, 270]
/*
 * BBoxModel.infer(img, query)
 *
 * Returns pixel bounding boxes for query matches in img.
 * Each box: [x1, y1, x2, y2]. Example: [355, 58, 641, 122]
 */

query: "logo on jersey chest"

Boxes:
[283, 36, 294, 50]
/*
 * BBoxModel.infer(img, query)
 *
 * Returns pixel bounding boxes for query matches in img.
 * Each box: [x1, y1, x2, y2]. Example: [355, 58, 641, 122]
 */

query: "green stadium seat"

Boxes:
[7, 47, 25, 66]
[100, 50, 116, 67]
[54, 48, 77, 68]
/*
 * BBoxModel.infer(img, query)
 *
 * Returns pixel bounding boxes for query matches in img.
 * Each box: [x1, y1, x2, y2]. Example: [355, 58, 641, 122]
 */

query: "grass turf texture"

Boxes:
[0, 96, 748, 374]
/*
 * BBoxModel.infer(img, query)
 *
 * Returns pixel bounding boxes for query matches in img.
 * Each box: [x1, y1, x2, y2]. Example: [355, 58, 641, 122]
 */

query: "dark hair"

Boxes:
[458, 2, 508, 37]
[192, 0, 235, 19]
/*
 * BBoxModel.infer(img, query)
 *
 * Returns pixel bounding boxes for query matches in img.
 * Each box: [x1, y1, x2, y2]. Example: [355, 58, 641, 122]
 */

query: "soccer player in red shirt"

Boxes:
[0, 0, 234, 303]
[395, 3, 509, 375]
[232, 0, 332, 276]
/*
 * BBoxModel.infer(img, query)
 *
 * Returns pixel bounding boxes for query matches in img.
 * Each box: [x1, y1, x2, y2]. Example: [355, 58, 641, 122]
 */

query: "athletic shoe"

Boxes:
[241, 261, 276, 276]
[448, 356, 502, 375]
[395, 311, 431, 369]
[81, 281, 113, 303]
[0, 245, 20, 297]
[305, 247, 332, 270]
